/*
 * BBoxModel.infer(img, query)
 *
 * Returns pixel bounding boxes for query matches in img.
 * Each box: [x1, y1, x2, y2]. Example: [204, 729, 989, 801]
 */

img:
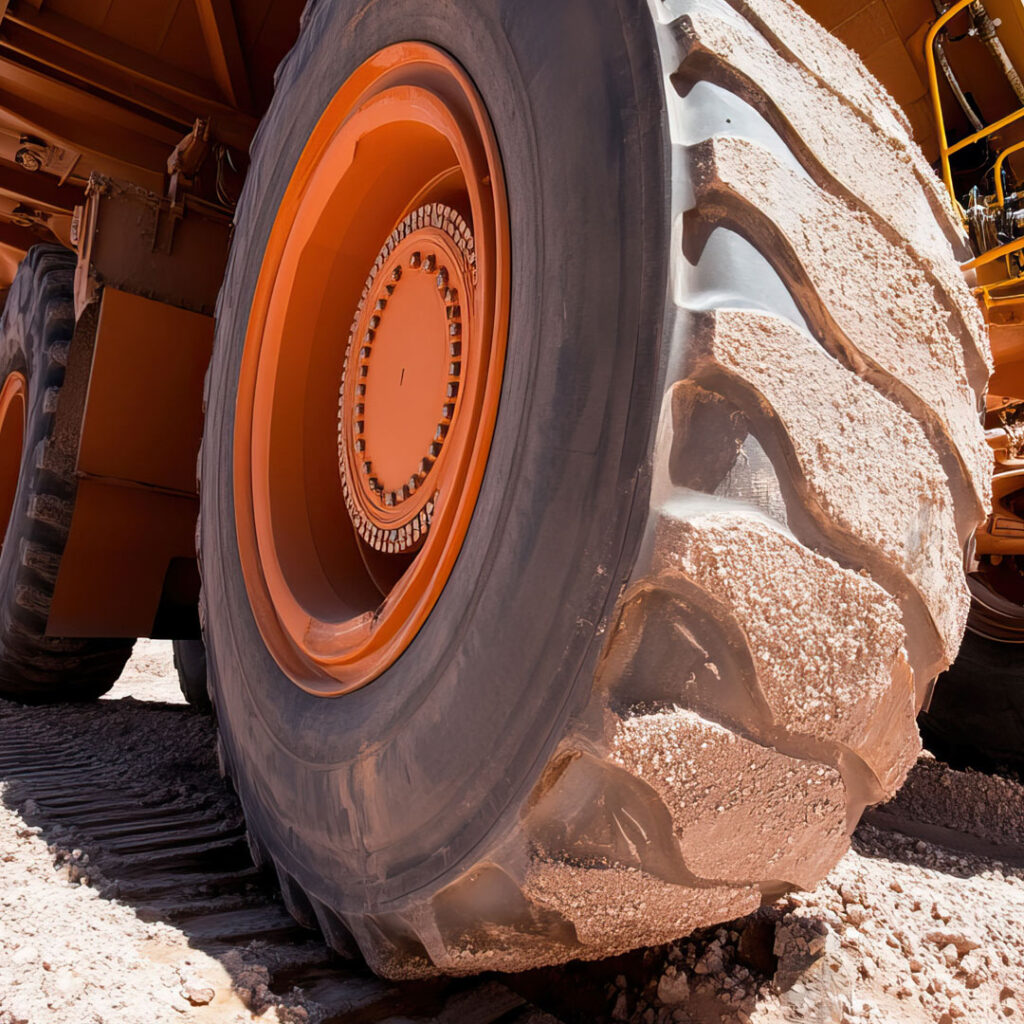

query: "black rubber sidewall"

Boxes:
[173, 637, 210, 709]
[203, 0, 667, 912]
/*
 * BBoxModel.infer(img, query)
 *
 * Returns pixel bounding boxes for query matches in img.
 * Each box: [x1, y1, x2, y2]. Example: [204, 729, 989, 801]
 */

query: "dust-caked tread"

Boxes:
[721, 0, 970, 254]
[0, 246, 133, 702]
[673, 4, 990, 393]
[689, 133, 988, 536]
[206, 0, 988, 979]
[687, 308, 965, 678]
[511, 0, 985, 973]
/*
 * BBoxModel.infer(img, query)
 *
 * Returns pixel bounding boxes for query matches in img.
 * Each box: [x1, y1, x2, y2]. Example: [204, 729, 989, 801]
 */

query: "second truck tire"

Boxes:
[199, 0, 990, 976]
[922, 629, 1024, 771]
[0, 247, 133, 703]
[173, 637, 210, 710]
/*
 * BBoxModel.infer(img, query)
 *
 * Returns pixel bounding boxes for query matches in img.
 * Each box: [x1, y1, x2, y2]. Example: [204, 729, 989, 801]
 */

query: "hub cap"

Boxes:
[340, 205, 475, 555]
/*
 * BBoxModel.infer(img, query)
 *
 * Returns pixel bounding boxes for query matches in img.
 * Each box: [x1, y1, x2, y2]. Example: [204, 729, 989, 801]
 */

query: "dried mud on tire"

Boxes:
[201, 0, 989, 977]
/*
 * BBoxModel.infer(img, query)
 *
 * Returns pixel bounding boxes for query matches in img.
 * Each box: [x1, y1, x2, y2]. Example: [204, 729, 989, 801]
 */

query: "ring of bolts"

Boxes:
[338, 205, 474, 554]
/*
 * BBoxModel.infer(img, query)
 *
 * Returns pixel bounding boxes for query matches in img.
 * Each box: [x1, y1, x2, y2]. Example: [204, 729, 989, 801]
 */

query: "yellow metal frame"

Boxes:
[927, 0, 1024, 306]
[994, 139, 1024, 206]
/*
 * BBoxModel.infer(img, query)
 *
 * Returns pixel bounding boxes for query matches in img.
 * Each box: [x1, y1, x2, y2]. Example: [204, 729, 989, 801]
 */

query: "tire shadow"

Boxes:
[0, 695, 534, 1022]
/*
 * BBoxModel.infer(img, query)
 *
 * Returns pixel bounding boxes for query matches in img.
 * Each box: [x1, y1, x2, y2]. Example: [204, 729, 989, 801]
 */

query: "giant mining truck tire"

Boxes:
[0, 247, 133, 702]
[200, 0, 991, 976]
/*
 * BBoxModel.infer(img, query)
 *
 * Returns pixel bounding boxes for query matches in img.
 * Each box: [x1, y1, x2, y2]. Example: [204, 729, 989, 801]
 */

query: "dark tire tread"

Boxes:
[0, 247, 133, 703]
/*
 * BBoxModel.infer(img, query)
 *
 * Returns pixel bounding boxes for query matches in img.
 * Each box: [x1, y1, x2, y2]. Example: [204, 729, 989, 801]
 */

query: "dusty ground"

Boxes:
[0, 642, 279, 1024]
[0, 641, 1022, 1023]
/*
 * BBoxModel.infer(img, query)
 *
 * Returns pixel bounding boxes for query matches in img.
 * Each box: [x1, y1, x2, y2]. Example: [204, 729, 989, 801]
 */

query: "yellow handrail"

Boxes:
[946, 105, 1024, 156]
[926, 2, 1024, 202]
[926, 0, 977, 207]
[995, 139, 1024, 207]
[962, 232, 1024, 270]
[930, 2, 1024, 284]
[974, 275, 1024, 303]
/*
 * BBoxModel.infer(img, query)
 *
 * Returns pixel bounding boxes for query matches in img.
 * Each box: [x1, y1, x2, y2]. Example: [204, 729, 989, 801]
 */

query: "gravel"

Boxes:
[0, 643, 282, 1024]
[1, 640, 1023, 1023]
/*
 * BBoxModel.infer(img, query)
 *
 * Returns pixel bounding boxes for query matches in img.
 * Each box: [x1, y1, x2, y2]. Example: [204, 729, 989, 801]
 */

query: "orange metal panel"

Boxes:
[0, 57, 177, 174]
[48, 287, 211, 638]
[1, 4, 256, 148]
[988, 322, 1024, 407]
[48, 478, 198, 637]
[0, 219, 47, 250]
[2, 23, 212, 129]
[5, 4, 231, 113]
[0, 159, 77, 211]
[193, 0, 252, 111]
[0, 0, 304, 225]
[77, 288, 211, 494]
[160, 1, 221, 82]
[83, 0, 182, 60]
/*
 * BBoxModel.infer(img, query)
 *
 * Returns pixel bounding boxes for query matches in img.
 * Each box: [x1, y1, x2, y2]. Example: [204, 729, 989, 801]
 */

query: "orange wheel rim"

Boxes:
[234, 44, 510, 694]
[0, 371, 25, 546]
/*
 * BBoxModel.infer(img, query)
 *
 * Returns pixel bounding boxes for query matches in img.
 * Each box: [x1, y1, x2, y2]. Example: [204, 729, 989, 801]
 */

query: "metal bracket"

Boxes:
[73, 172, 231, 319]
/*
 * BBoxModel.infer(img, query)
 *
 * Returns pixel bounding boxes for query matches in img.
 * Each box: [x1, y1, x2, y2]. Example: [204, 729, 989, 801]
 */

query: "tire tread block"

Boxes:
[648, 509, 920, 795]
[691, 134, 990, 532]
[522, 857, 757, 957]
[675, 6, 990, 388]
[722, 0, 966, 248]
[609, 707, 847, 888]
[692, 307, 967, 668]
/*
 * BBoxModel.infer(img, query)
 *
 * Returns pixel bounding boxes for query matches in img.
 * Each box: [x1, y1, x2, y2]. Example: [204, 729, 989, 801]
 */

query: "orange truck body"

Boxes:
[0, 0, 1015, 638]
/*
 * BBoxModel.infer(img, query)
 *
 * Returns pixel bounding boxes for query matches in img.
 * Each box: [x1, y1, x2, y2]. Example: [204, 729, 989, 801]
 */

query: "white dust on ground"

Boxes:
[101, 638, 183, 705]
[0, 643, 1022, 1023]
[0, 641, 286, 1024]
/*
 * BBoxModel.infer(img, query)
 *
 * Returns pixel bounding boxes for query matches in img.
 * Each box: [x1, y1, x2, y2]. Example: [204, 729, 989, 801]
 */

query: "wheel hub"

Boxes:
[233, 43, 509, 691]
[339, 205, 475, 554]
